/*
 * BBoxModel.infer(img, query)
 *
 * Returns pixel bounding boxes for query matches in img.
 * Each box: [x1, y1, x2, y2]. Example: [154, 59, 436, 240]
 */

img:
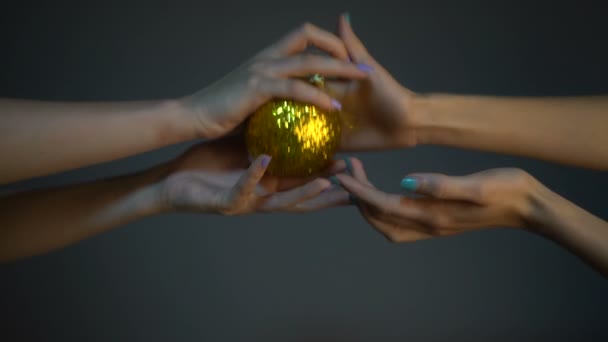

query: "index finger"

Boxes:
[259, 23, 350, 60]
[335, 173, 424, 220]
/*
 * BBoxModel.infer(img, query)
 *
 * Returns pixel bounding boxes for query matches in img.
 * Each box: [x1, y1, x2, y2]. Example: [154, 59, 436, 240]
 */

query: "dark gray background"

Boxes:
[1, 0, 607, 341]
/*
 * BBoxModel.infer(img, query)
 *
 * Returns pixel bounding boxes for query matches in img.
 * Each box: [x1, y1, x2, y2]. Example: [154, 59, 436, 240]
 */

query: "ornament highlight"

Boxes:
[245, 75, 341, 177]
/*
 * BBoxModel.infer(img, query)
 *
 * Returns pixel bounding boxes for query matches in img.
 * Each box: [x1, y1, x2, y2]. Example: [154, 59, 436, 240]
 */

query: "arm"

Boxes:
[0, 137, 349, 263]
[529, 181, 608, 275]
[412, 95, 608, 170]
[0, 98, 193, 184]
[333, 14, 608, 170]
[1, 23, 367, 184]
[0, 163, 168, 262]
[335, 158, 608, 277]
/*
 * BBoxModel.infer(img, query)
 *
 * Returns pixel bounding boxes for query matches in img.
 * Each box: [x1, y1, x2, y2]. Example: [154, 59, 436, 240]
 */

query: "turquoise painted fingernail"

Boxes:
[329, 176, 341, 186]
[344, 12, 351, 24]
[349, 194, 358, 205]
[343, 158, 353, 175]
[400, 177, 419, 192]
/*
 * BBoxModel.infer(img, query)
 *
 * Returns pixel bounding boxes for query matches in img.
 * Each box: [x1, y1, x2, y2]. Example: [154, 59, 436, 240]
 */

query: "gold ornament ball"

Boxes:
[245, 80, 341, 177]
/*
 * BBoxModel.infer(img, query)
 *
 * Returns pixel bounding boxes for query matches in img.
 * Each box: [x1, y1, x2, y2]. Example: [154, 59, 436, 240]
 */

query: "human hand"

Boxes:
[179, 23, 369, 139]
[335, 160, 538, 242]
[324, 14, 420, 151]
[157, 137, 351, 215]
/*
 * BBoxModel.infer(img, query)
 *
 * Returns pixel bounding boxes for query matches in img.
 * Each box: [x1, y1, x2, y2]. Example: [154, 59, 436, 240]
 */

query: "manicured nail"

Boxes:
[357, 63, 373, 73]
[331, 98, 342, 110]
[349, 194, 358, 205]
[344, 12, 351, 24]
[343, 157, 353, 175]
[261, 155, 272, 168]
[400, 177, 419, 192]
[329, 175, 341, 186]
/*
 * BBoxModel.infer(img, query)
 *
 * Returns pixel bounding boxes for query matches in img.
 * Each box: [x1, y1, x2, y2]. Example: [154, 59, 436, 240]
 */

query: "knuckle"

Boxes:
[247, 74, 262, 90]
[510, 168, 532, 185]
[425, 176, 446, 198]
[299, 22, 313, 34]
[429, 214, 450, 231]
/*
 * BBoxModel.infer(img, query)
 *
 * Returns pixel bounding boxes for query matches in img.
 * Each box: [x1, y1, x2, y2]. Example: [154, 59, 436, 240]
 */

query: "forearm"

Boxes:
[0, 98, 196, 184]
[526, 180, 608, 276]
[412, 94, 608, 170]
[0, 163, 171, 262]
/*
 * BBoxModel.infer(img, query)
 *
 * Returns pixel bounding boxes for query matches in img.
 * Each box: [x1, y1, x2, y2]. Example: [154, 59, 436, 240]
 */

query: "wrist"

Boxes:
[408, 93, 446, 146]
[176, 92, 223, 140]
[132, 162, 176, 217]
[519, 175, 561, 234]
[155, 98, 201, 142]
[409, 93, 477, 147]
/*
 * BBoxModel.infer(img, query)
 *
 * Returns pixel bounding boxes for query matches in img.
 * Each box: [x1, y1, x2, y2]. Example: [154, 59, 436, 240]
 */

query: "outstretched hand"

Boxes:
[335, 158, 536, 242]
[158, 137, 351, 215]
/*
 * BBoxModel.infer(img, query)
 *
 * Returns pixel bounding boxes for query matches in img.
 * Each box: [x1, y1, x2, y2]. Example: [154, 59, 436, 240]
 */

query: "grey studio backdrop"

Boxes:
[0, 1, 607, 341]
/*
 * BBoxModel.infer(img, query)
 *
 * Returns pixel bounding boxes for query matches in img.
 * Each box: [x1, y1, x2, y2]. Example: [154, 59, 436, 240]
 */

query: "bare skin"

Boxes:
[0, 136, 350, 263]
[0, 23, 368, 184]
[330, 14, 608, 276]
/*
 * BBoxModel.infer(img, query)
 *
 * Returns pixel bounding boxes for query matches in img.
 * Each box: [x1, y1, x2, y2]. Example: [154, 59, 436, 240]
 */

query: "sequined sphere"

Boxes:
[246, 99, 341, 177]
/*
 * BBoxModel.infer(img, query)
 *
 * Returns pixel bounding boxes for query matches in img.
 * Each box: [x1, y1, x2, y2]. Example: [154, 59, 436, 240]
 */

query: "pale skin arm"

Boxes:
[411, 95, 608, 170]
[333, 14, 608, 170]
[0, 98, 192, 184]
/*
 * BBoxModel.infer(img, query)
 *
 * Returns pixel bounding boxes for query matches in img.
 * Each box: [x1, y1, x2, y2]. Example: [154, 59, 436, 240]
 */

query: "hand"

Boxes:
[158, 137, 351, 215]
[179, 23, 369, 139]
[335, 159, 538, 242]
[324, 15, 419, 151]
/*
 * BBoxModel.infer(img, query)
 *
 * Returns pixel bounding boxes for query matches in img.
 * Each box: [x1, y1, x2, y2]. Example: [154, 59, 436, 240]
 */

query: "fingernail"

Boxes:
[400, 177, 419, 192]
[331, 98, 342, 110]
[349, 194, 358, 205]
[261, 155, 272, 168]
[329, 175, 341, 186]
[343, 157, 353, 175]
[344, 12, 351, 24]
[357, 63, 373, 73]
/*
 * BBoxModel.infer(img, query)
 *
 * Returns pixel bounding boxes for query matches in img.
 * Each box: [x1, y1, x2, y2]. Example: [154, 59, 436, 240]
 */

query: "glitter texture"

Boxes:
[246, 76, 341, 177]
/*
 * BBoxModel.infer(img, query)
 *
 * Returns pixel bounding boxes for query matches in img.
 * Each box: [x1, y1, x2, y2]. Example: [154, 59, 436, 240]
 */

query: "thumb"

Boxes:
[338, 13, 374, 68]
[400, 173, 481, 203]
[229, 154, 272, 201]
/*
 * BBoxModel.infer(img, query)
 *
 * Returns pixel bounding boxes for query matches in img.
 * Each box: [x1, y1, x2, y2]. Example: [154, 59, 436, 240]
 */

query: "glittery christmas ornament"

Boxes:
[246, 74, 341, 177]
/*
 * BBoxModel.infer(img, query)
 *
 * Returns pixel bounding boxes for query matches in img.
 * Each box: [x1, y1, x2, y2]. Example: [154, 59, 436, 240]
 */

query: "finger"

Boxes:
[361, 208, 431, 243]
[229, 155, 271, 202]
[291, 188, 351, 212]
[336, 173, 426, 221]
[264, 55, 368, 79]
[259, 178, 331, 211]
[338, 14, 372, 63]
[268, 159, 348, 192]
[261, 23, 350, 60]
[258, 77, 341, 112]
[401, 173, 481, 203]
[344, 157, 373, 187]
